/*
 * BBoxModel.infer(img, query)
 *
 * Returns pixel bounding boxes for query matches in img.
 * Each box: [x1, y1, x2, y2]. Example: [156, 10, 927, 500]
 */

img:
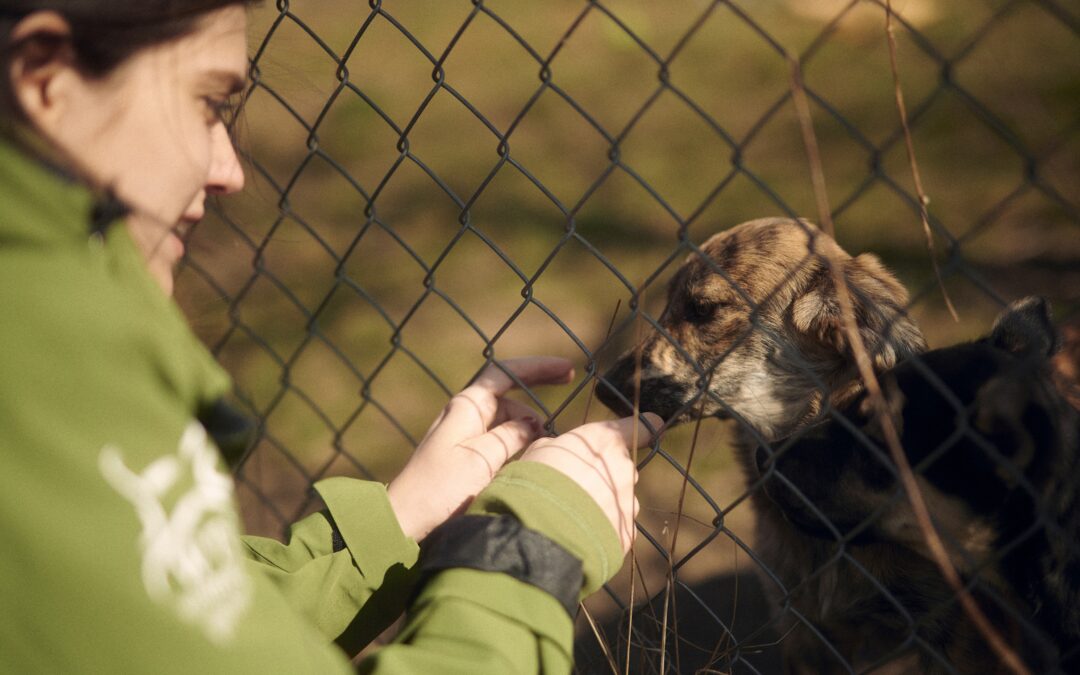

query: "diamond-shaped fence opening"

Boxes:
[178, 0, 1080, 672]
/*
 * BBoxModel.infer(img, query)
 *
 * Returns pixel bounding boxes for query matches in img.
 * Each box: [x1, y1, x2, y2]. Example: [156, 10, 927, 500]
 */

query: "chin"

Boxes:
[150, 262, 177, 296]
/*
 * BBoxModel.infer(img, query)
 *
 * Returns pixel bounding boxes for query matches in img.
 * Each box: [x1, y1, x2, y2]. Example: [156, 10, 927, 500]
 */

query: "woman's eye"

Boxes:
[203, 96, 237, 125]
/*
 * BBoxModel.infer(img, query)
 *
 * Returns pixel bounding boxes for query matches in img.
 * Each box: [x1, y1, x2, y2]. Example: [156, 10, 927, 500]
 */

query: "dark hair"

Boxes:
[1, 1, 258, 118]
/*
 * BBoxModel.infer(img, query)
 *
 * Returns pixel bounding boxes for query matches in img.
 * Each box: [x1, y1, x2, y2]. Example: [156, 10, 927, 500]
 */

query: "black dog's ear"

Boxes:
[791, 254, 926, 372]
[990, 296, 1058, 357]
[972, 375, 1040, 480]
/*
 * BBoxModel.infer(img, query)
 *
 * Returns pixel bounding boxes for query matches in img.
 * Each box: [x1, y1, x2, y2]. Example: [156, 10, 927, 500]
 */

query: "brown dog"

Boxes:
[597, 217, 928, 673]
[598, 217, 926, 440]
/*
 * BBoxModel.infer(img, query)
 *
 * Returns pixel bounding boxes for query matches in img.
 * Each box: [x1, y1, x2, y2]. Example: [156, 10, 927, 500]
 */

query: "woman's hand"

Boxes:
[387, 357, 574, 542]
[519, 414, 660, 554]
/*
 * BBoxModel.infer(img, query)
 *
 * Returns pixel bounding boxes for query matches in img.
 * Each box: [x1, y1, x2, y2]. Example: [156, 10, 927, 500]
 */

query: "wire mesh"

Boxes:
[177, 0, 1080, 672]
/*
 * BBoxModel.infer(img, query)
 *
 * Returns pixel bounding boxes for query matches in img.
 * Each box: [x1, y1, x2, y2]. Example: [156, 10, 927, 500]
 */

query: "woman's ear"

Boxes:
[7, 11, 77, 133]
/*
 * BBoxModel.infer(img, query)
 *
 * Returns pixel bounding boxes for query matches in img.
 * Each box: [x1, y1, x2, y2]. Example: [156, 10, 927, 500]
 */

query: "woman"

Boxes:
[0, 2, 657, 672]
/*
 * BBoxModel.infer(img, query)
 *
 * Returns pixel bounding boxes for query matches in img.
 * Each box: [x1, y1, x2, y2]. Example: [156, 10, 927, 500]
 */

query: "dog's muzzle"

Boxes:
[597, 357, 695, 422]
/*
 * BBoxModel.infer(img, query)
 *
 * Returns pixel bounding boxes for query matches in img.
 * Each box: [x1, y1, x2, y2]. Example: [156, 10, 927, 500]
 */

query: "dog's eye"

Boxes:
[686, 298, 723, 323]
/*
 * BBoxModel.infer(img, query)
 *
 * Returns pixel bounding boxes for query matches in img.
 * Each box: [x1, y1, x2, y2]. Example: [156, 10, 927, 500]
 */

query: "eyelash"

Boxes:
[203, 96, 238, 125]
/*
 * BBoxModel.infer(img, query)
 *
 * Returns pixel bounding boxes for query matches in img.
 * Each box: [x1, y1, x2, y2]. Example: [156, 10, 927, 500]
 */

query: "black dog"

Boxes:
[758, 297, 1080, 673]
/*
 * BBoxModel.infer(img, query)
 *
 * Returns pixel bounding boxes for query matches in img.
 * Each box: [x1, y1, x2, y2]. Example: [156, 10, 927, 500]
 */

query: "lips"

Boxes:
[170, 214, 201, 259]
[167, 231, 185, 260]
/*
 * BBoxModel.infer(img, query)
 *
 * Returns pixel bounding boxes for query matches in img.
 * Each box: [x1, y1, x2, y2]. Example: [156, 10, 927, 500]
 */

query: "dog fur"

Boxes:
[597, 217, 927, 440]
[597, 217, 928, 672]
[760, 297, 1080, 673]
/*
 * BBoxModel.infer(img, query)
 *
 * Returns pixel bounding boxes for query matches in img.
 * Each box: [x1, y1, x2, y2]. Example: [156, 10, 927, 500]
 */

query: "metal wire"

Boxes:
[178, 0, 1079, 672]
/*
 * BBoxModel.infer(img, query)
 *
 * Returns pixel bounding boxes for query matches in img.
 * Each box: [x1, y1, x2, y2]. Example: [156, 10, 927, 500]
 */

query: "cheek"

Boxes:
[143, 107, 211, 202]
[109, 75, 213, 221]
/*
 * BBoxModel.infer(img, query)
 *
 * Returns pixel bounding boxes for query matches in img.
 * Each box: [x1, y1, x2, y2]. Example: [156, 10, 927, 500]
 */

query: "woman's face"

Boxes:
[26, 6, 249, 294]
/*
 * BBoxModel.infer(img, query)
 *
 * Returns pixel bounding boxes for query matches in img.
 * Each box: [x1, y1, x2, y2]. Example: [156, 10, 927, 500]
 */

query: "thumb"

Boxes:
[638, 412, 663, 438]
[613, 412, 663, 447]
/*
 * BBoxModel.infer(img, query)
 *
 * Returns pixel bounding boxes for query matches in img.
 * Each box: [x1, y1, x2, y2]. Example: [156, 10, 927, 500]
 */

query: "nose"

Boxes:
[206, 122, 245, 195]
[596, 357, 637, 417]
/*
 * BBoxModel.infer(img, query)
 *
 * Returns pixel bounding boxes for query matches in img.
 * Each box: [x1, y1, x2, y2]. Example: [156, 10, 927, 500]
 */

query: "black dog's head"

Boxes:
[760, 296, 1080, 643]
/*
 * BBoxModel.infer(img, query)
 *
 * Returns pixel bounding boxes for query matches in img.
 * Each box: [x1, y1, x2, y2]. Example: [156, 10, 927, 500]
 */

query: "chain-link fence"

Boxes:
[177, 0, 1079, 672]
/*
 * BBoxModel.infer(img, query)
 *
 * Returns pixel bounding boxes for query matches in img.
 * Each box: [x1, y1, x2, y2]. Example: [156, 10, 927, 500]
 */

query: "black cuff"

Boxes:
[323, 510, 347, 553]
[418, 514, 584, 616]
[197, 398, 255, 467]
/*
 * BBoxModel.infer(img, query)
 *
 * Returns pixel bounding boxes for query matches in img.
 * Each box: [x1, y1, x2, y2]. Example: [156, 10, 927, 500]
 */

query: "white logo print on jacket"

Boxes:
[99, 422, 252, 643]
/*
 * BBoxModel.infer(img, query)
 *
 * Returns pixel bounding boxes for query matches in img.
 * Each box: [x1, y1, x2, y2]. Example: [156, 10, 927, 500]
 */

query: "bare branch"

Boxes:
[788, 58, 835, 239]
[789, 33, 1030, 673]
[885, 0, 959, 322]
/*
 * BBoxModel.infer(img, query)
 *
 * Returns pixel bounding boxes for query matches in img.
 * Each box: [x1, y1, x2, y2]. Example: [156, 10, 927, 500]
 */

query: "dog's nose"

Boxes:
[596, 354, 690, 422]
[595, 379, 634, 416]
[596, 358, 636, 416]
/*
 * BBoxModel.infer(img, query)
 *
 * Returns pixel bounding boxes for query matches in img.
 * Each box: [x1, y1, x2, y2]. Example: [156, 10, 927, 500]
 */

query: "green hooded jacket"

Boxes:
[0, 137, 624, 674]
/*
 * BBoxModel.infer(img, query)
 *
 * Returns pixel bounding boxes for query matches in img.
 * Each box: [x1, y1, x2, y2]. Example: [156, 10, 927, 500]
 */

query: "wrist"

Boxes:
[469, 461, 625, 597]
[385, 479, 426, 541]
[417, 514, 584, 616]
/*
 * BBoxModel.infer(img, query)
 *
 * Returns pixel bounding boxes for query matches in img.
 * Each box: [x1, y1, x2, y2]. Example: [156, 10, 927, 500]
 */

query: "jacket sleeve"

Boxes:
[357, 460, 626, 674]
[240, 477, 421, 648]
[241, 461, 626, 674]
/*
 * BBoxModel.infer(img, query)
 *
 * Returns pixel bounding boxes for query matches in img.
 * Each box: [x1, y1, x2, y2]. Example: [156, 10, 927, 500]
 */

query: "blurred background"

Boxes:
[176, 0, 1078, 671]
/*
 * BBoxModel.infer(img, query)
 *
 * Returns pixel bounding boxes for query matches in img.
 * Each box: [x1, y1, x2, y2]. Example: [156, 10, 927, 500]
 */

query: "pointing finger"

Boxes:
[468, 357, 574, 399]
[435, 357, 571, 435]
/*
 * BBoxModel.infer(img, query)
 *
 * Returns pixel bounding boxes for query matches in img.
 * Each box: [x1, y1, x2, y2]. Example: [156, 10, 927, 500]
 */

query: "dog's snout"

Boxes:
[596, 379, 633, 417]
[596, 354, 693, 422]
[596, 358, 637, 416]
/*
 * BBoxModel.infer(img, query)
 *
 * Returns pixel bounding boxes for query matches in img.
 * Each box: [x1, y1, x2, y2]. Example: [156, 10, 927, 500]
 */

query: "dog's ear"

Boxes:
[972, 375, 1041, 481]
[990, 296, 1058, 357]
[791, 254, 926, 372]
[790, 273, 845, 352]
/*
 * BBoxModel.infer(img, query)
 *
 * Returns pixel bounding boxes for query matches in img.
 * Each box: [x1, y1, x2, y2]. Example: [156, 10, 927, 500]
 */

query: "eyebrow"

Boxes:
[201, 69, 246, 94]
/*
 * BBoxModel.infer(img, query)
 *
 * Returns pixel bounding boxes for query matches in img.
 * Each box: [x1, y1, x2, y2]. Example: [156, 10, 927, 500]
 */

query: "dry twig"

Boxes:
[580, 603, 620, 675]
[884, 0, 959, 322]
[579, 300, 625, 675]
[659, 373, 712, 675]
[583, 301, 624, 426]
[788, 37, 1030, 675]
[624, 304, 645, 675]
[788, 59, 835, 239]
